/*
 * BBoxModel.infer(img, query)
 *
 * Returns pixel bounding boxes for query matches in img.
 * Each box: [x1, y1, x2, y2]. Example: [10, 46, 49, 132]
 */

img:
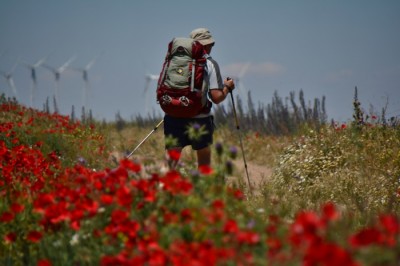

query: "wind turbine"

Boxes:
[69, 55, 99, 109]
[143, 73, 159, 115]
[0, 59, 19, 99]
[42, 56, 76, 105]
[232, 62, 251, 99]
[20, 56, 47, 107]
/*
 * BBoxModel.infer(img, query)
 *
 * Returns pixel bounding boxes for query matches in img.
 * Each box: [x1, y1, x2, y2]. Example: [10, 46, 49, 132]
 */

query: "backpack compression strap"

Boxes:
[191, 59, 195, 92]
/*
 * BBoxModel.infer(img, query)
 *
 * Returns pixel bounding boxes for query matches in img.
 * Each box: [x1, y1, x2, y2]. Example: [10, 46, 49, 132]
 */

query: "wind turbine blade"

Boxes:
[238, 80, 247, 93]
[59, 55, 77, 73]
[10, 58, 20, 73]
[143, 79, 150, 96]
[8, 77, 17, 96]
[19, 59, 33, 68]
[238, 62, 250, 78]
[34, 56, 48, 68]
[85, 56, 98, 70]
[87, 51, 104, 70]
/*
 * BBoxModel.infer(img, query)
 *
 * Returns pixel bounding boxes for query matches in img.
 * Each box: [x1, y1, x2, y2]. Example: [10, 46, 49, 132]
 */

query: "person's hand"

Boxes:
[224, 77, 235, 91]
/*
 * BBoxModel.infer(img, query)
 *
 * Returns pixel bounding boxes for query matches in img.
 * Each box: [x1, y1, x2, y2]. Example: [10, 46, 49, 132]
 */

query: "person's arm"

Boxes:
[209, 78, 235, 104]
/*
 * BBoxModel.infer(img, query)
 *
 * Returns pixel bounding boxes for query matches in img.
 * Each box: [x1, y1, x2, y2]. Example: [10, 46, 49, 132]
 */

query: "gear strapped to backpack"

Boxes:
[156, 37, 211, 118]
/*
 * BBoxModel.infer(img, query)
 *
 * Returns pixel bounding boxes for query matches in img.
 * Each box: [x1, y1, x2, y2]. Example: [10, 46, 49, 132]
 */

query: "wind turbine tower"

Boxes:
[20, 56, 47, 107]
[143, 73, 159, 115]
[233, 62, 251, 100]
[42, 56, 76, 105]
[0, 59, 19, 100]
[69, 55, 99, 110]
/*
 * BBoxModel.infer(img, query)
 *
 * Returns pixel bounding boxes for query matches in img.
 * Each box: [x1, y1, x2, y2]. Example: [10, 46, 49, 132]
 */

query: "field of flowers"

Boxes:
[1, 94, 399, 265]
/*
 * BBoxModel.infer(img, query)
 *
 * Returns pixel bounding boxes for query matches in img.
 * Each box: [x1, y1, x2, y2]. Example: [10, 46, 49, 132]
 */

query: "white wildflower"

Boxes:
[70, 234, 79, 246]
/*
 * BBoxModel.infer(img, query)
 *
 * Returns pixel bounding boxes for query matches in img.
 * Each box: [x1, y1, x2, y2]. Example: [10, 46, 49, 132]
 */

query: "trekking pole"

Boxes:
[227, 78, 253, 195]
[126, 119, 164, 158]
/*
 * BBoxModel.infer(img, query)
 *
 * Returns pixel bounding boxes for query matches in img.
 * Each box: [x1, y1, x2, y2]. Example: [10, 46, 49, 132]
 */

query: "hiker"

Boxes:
[158, 28, 235, 168]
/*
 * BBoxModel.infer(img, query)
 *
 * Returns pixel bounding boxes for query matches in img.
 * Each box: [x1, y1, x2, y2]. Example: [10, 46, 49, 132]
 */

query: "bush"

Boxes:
[265, 120, 400, 225]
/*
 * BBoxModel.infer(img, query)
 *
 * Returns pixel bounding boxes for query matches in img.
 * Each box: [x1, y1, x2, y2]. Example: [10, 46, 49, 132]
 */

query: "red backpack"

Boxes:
[156, 37, 211, 118]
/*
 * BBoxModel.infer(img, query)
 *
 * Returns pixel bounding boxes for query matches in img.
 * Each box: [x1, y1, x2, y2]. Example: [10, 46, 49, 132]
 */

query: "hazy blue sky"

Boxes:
[1, 0, 399, 122]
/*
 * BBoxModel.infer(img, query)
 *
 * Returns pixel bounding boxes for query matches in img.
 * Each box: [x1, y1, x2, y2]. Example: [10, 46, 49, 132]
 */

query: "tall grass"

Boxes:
[254, 88, 400, 230]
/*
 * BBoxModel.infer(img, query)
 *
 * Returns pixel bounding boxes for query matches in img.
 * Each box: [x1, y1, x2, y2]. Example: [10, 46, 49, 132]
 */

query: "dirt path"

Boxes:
[227, 160, 273, 195]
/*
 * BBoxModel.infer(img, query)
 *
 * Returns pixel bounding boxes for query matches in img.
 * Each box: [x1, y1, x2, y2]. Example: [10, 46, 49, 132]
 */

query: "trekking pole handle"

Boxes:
[226, 77, 231, 80]
[226, 77, 233, 91]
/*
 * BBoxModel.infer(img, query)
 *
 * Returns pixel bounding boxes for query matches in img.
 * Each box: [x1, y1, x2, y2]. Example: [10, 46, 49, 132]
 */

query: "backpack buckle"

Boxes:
[179, 96, 189, 106]
[161, 94, 172, 105]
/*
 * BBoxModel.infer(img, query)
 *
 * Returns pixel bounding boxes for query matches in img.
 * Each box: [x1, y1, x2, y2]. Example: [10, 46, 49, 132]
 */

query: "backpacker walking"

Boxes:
[157, 27, 235, 168]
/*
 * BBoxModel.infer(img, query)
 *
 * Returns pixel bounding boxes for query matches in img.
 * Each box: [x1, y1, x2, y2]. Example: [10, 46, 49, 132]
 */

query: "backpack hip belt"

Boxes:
[160, 95, 190, 107]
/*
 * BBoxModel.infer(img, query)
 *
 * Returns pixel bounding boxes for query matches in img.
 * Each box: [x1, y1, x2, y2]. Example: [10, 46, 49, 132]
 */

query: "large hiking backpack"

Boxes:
[156, 37, 211, 118]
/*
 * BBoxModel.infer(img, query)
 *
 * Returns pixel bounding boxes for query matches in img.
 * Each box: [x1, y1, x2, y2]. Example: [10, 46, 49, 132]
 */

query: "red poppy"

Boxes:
[321, 202, 340, 222]
[0, 211, 14, 223]
[180, 209, 192, 222]
[0, 140, 7, 156]
[237, 230, 260, 245]
[304, 242, 357, 266]
[143, 189, 156, 203]
[4, 232, 17, 243]
[289, 211, 324, 246]
[168, 149, 181, 161]
[223, 219, 239, 234]
[120, 159, 141, 173]
[101, 194, 114, 205]
[349, 227, 383, 248]
[161, 171, 193, 195]
[266, 237, 282, 256]
[116, 185, 132, 207]
[11, 203, 25, 214]
[199, 165, 213, 175]
[379, 214, 399, 235]
[163, 211, 179, 224]
[111, 209, 129, 224]
[33, 193, 55, 213]
[37, 259, 52, 266]
[27, 231, 43, 243]
[377, 214, 399, 247]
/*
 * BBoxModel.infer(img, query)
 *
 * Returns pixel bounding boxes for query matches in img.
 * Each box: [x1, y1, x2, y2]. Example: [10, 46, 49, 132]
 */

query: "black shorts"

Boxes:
[164, 115, 214, 150]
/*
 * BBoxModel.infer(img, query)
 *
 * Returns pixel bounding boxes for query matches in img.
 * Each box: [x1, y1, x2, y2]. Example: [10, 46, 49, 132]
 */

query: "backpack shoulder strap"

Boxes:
[205, 56, 223, 89]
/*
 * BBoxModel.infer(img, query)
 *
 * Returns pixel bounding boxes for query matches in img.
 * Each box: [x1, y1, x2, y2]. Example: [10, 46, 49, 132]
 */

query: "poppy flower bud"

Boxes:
[225, 160, 233, 175]
[229, 146, 238, 159]
[215, 142, 223, 156]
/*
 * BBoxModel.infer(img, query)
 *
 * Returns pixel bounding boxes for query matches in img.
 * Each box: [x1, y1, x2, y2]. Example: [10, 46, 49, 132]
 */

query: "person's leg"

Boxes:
[191, 116, 214, 167]
[196, 146, 211, 166]
[163, 115, 189, 169]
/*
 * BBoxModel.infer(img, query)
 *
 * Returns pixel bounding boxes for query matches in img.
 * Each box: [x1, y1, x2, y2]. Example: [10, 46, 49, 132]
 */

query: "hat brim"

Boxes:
[198, 38, 215, 46]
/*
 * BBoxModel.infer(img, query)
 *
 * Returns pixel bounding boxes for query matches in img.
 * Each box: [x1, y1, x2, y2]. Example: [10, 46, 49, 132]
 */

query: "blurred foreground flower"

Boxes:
[168, 149, 181, 162]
